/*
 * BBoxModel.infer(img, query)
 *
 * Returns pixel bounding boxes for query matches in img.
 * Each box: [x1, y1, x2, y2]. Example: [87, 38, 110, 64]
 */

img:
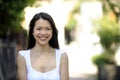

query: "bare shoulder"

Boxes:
[17, 50, 28, 62]
[17, 51, 27, 80]
[17, 53, 26, 66]
[61, 52, 68, 59]
[60, 52, 69, 80]
[60, 52, 69, 64]
[17, 53, 25, 61]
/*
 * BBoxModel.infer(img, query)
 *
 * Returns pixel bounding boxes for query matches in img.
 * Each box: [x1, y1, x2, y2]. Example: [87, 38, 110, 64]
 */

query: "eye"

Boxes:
[46, 27, 52, 30]
[35, 27, 42, 30]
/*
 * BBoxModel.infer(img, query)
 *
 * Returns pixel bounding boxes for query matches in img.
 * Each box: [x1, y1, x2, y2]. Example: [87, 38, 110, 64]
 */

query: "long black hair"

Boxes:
[28, 12, 59, 49]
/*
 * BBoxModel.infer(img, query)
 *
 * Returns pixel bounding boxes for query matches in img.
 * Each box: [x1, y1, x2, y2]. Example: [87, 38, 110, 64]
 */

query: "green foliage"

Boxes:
[71, 0, 81, 14]
[95, 16, 120, 50]
[92, 15, 120, 66]
[0, 0, 35, 37]
[92, 50, 116, 66]
[66, 16, 77, 30]
[98, 0, 120, 22]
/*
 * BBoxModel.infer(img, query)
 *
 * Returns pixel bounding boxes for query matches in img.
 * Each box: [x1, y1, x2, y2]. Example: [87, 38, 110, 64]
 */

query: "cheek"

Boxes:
[32, 31, 36, 38]
[50, 31, 53, 37]
[48, 32, 52, 39]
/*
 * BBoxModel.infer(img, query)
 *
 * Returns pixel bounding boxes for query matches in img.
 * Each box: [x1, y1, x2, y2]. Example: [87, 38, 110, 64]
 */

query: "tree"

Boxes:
[99, 0, 120, 22]
[0, 0, 35, 38]
[0, 0, 35, 80]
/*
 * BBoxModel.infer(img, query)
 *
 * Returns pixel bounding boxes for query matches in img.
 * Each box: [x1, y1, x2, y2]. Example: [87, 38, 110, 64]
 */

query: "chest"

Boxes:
[30, 54, 56, 73]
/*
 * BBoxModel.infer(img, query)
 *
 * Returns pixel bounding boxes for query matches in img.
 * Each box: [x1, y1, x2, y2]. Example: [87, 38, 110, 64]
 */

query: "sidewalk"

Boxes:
[64, 42, 98, 80]
[70, 73, 97, 80]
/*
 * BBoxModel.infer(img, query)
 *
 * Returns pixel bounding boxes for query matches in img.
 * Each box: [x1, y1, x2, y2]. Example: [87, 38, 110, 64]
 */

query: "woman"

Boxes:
[17, 12, 69, 80]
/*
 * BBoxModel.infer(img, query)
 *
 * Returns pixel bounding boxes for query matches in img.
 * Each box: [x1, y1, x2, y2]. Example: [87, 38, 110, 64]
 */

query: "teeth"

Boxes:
[38, 35, 48, 40]
[39, 36, 48, 40]
[40, 37, 46, 40]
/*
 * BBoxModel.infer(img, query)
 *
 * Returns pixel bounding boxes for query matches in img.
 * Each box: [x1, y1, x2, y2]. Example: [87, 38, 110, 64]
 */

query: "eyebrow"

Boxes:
[35, 25, 51, 28]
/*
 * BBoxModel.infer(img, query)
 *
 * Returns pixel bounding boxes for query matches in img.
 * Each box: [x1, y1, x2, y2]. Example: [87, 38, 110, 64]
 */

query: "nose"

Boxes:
[40, 30, 47, 34]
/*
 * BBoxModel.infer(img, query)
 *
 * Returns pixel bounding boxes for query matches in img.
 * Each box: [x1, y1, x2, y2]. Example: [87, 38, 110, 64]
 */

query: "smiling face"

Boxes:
[33, 18, 52, 46]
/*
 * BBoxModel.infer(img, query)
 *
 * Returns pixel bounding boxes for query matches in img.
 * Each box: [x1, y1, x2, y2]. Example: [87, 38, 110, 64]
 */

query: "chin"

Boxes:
[38, 41, 49, 46]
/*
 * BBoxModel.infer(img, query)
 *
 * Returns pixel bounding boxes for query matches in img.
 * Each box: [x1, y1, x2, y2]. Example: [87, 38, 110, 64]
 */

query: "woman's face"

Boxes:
[33, 18, 52, 46]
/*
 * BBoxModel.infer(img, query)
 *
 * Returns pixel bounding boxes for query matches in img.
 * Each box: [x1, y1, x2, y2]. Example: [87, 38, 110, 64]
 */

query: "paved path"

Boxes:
[63, 42, 99, 80]
[70, 76, 96, 80]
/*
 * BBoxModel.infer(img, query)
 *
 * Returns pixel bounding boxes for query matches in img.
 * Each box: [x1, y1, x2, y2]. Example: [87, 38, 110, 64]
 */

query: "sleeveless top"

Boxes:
[18, 49, 65, 80]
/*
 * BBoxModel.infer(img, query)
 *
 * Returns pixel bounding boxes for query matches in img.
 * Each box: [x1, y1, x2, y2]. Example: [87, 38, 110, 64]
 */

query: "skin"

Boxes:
[17, 53, 27, 80]
[60, 53, 69, 80]
[17, 18, 69, 80]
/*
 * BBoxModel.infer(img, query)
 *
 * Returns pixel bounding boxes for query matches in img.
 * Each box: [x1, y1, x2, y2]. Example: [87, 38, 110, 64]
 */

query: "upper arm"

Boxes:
[17, 53, 27, 80]
[60, 53, 69, 80]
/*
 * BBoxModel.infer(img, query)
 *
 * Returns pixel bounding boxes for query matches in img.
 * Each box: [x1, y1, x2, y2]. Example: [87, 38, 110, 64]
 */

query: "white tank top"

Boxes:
[18, 49, 65, 80]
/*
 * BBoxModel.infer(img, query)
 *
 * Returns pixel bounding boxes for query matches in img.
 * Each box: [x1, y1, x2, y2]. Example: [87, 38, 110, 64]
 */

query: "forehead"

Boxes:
[35, 18, 51, 26]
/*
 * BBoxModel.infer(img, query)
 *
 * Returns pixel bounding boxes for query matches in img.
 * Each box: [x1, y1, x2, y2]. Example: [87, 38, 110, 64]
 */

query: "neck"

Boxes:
[32, 43, 53, 54]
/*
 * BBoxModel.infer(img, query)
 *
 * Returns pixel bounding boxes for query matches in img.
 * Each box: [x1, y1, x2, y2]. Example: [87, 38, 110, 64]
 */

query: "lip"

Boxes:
[38, 35, 48, 41]
[39, 37, 47, 41]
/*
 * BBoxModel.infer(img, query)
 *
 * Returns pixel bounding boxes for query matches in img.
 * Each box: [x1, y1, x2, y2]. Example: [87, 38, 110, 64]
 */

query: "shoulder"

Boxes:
[18, 49, 30, 56]
[18, 49, 30, 54]
[56, 48, 66, 55]
[59, 49, 69, 67]
[17, 49, 30, 61]
[61, 52, 68, 62]
[17, 49, 29, 61]
[56, 48, 68, 59]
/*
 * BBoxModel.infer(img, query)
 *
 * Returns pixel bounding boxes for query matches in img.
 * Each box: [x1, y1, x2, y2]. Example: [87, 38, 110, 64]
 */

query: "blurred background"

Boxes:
[0, 0, 120, 80]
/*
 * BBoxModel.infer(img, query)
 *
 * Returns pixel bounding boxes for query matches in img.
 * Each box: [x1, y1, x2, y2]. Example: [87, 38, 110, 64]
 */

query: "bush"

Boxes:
[95, 16, 120, 50]
[92, 15, 120, 65]
[0, 0, 35, 38]
[92, 50, 116, 66]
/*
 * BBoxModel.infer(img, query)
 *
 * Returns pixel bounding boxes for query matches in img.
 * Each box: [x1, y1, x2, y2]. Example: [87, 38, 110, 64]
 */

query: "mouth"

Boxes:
[40, 37, 47, 40]
[38, 35, 48, 41]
